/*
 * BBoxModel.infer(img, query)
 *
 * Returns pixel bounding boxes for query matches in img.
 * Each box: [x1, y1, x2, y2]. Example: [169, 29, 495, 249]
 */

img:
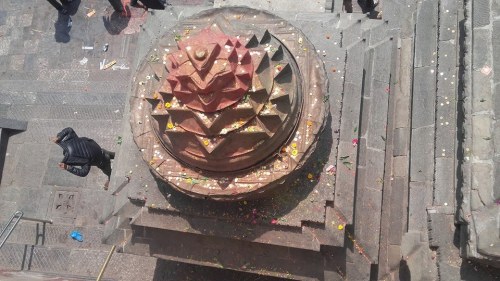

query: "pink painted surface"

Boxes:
[165, 28, 254, 113]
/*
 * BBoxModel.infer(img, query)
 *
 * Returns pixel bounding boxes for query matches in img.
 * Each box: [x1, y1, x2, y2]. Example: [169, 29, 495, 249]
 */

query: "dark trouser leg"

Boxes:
[97, 154, 112, 180]
[107, 0, 125, 13]
[102, 149, 115, 160]
[46, 0, 63, 11]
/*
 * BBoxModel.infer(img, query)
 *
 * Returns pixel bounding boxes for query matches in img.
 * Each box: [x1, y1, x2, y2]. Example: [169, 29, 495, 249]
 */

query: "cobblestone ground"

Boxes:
[0, 0, 220, 280]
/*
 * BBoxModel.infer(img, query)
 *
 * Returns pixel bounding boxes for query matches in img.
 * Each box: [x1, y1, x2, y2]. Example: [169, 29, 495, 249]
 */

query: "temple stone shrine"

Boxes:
[131, 12, 327, 200]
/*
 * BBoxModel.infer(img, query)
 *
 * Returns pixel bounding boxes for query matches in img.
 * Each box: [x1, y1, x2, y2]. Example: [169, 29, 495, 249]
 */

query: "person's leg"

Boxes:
[97, 151, 113, 189]
[46, 0, 64, 11]
[102, 149, 115, 160]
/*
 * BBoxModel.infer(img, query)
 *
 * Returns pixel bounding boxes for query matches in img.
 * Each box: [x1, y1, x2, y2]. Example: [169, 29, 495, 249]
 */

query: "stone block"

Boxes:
[474, 204, 500, 257]
[393, 127, 408, 156]
[12, 143, 50, 188]
[15, 187, 53, 218]
[472, 29, 492, 70]
[0, 117, 27, 131]
[394, 92, 410, 129]
[366, 80, 389, 151]
[471, 162, 494, 206]
[372, 39, 393, 83]
[410, 126, 435, 182]
[362, 48, 374, 98]
[412, 66, 436, 128]
[414, 0, 438, 67]
[408, 181, 433, 233]
[439, 0, 458, 41]
[474, 70, 493, 112]
[473, 0, 491, 28]
[364, 148, 385, 190]
[472, 114, 493, 160]
[354, 186, 382, 262]
[389, 177, 406, 245]
[345, 40, 365, 84]
[494, 0, 500, 17]
[335, 140, 358, 224]
[0, 37, 11, 56]
[435, 95, 456, 157]
[387, 244, 402, 270]
[214, 0, 326, 12]
[470, 189, 484, 211]
[339, 82, 363, 142]
[392, 156, 408, 177]
[434, 157, 455, 206]
[437, 40, 457, 86]
[493, 20, 500, 82]
[360, 96, 370, 137]
[494, 158, 500, 199]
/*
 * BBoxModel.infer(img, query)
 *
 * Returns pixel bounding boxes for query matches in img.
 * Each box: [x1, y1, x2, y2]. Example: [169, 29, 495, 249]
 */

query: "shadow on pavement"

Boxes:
[103, 7, 132, 35]
[54, 13, 72, 43]
[53, 0, 81, 43]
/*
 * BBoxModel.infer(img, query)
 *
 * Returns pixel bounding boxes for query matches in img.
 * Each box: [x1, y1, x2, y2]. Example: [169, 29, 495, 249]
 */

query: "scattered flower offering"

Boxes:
[352, 138, 358, 147]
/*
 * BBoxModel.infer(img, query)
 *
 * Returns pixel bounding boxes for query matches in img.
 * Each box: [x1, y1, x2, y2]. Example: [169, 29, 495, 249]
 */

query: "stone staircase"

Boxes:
[96, 4, 406, 280]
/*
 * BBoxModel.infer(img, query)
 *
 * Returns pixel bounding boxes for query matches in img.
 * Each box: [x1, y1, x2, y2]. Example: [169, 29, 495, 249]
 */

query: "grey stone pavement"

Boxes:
[0, 0, 499, 280]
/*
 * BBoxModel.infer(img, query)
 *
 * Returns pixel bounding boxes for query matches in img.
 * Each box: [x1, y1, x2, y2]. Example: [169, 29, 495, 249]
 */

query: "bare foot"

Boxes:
[104, 180, 109, 190]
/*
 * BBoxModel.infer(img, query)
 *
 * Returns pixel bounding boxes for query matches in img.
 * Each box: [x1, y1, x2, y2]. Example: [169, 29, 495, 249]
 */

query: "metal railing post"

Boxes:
[96, 245, 116, 281]
[0, 210, 23, 249]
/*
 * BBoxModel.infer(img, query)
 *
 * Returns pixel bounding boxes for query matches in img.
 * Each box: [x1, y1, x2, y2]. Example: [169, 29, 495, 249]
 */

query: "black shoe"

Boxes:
[102, 149, 115, 160]
[61, 8, 68, 15]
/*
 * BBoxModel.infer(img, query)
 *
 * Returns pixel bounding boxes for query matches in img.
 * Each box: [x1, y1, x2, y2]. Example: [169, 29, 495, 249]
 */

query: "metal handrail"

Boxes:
[0, 210, 23, 249]
[0, 211, 54, 249]
[21, 216, 53, 224]
[96, 245, 116, 281]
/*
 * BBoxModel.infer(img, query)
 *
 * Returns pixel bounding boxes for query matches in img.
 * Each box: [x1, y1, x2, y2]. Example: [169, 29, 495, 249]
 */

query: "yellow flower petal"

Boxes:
[167, 122, 174, 129]
[338, 224, 344, 230]
[291, 149, 298, 156]
[165, 102, 171, 108]
[291, 143, 297, 148]
[203, 139, 209, 146]
[307, 173, 313, 180]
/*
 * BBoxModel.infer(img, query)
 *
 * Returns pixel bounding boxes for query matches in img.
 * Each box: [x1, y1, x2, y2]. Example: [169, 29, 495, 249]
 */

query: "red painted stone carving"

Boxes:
[164, 28, 254, 113]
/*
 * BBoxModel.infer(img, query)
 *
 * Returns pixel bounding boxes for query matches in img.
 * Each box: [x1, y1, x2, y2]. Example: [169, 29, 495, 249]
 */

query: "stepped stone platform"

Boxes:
[102, 4, 399, 280]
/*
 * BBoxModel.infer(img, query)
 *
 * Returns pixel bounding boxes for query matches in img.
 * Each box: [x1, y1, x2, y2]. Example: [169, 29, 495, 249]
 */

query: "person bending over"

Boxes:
[51, 127, 115, 189]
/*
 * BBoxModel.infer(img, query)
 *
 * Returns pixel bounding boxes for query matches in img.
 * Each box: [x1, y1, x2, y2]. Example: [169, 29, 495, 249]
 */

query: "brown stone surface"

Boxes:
[130, 7, 328, 200]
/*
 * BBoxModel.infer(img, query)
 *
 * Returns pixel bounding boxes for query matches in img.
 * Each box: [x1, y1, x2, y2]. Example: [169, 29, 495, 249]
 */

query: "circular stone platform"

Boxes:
[131, 7, 328, 200]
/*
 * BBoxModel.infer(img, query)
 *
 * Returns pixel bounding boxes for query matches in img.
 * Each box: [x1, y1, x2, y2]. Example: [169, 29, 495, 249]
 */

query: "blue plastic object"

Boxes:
[70, 230, 83, 242]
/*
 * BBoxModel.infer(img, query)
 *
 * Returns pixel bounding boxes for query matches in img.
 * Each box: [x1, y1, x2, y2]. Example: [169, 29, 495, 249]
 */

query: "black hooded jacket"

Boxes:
[56, 127, 104, 177]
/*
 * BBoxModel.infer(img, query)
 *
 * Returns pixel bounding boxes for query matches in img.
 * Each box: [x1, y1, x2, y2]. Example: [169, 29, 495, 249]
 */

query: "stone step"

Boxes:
[361, 18, 388, 47]
[352, 37, 394, 264]
[131, 226, 331, 281]
[0, 271, 115, 281]
[337, 12, 371, 29]
[0, 220, 107, 250]
[0, 199, 17, 220]
[214, 0, 327, 13]
[340, 16, 368, 47]
[334, 39, 366, 225]
[131, 209, 332, 252]
[0, 242, 157, 281]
